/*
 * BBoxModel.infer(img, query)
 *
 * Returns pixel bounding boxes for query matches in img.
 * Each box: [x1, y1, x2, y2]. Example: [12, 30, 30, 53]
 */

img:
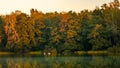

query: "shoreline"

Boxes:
[0, 51, 119, 55]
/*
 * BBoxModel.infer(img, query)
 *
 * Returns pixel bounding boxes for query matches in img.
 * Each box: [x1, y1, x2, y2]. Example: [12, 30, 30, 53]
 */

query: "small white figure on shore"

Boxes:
[48, 52, 51, 56]
[44, 52, 51, 56]
[44, 52, 46, 56]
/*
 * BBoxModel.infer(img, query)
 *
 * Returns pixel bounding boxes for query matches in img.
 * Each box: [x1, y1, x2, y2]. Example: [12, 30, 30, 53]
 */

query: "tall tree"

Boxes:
[4, 13, 19, 50]
[15, 13, 35, 52]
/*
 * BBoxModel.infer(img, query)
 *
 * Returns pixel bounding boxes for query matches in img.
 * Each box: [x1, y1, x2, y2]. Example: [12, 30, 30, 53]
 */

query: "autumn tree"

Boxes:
[15, 13, 35, 52]
[0, 0, 119, 54]
[4, 13, 19, 50]
[30, 9, 45, 50]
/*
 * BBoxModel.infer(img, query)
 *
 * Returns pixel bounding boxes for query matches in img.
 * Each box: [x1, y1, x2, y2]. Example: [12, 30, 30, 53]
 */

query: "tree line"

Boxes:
[0, 0, 120, 54]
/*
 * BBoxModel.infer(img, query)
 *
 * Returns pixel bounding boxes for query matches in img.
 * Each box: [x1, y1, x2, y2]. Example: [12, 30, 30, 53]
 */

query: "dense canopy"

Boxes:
[0, 0, 120, 54]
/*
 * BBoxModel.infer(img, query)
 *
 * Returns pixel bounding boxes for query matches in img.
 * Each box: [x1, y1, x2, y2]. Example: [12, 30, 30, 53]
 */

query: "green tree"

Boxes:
[0, 16, 7, 51]
[15, 13, 35, 53]
[78, 10, 93, 50]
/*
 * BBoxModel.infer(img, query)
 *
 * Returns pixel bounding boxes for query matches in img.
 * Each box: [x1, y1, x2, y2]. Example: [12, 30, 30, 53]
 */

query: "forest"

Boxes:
[0, 0, 120, 55]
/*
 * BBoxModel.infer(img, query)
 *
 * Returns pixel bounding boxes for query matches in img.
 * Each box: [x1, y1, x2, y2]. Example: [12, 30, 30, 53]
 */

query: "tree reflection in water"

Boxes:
[0, 55, 120, 68]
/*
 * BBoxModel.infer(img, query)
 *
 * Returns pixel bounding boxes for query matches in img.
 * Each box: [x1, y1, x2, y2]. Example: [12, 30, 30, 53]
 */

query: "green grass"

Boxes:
[0, 51, 42, 55]
[87, 51, 108, 54]
[76, 51, 108, 55]
[28, 51, 42, 55]
[75, 51, 87, 55]
[0, 52, 14, 55]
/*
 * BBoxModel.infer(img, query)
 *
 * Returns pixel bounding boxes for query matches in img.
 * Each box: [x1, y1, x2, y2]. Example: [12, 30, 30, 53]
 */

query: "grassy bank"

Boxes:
[0, 50, 117, 56]
[28, 51, 42, 55]
[76, 51, 108, 55]
[0, 52, 14, 55]
[0, 51, 42, 55]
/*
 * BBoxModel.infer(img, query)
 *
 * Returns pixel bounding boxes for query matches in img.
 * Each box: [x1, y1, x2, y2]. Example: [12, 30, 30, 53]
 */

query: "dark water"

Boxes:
[0, 55, 120, 68]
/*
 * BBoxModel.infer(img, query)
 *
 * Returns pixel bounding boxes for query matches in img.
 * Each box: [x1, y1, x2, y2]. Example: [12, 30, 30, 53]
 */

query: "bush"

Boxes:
[107, 46, 120, 53]
[51, 48, 57, 57]
[62, 50, 72, 56]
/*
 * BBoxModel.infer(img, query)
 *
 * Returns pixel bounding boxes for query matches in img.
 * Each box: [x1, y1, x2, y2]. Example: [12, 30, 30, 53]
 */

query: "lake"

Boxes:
[0, 54, 120, 68]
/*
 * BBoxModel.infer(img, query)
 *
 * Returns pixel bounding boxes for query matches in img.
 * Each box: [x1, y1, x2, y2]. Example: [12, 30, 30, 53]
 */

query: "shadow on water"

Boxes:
[0, 54, 120, 68]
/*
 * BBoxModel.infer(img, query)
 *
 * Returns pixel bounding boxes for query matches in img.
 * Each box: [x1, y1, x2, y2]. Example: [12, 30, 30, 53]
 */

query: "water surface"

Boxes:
[0, 54, 120, 68]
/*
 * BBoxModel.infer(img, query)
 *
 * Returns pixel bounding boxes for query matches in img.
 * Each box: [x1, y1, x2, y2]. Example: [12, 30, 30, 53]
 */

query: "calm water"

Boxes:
[0, 55, 120, 68]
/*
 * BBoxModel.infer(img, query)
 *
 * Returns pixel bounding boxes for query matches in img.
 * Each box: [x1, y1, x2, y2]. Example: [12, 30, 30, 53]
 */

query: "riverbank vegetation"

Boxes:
[0, 0, 120, 55]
